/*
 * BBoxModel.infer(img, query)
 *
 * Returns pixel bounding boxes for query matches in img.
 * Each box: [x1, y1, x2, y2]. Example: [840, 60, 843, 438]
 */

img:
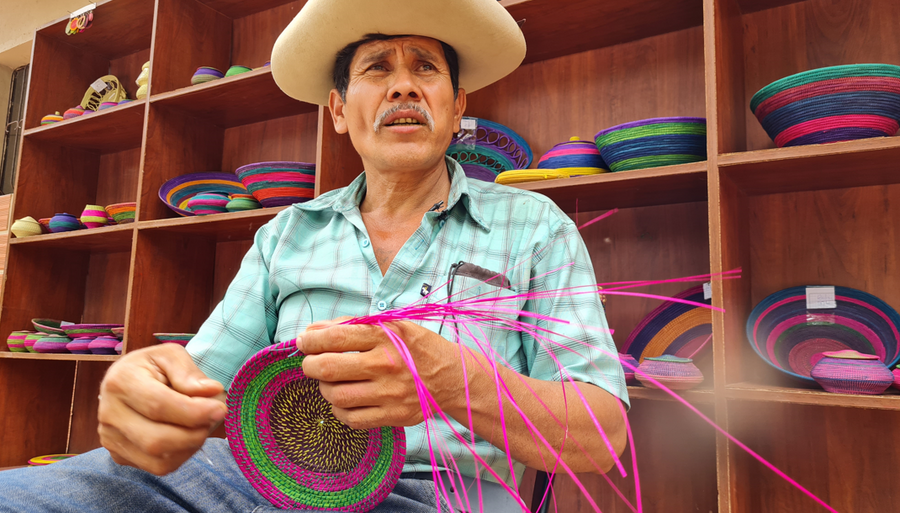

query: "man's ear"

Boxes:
[453, 89, 467, 133]
[329, 89, 349, 134]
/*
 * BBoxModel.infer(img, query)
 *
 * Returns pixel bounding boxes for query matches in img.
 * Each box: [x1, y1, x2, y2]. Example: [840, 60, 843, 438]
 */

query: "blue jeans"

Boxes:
[0, 438, 454, 512]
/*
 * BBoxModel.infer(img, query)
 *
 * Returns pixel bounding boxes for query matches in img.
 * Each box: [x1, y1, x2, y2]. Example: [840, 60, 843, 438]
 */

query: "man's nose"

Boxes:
[388, 65, 422, 101]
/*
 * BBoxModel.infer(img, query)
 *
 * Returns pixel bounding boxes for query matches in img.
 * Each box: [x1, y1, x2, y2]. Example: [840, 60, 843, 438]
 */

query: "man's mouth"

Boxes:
[385, 118, 425, 126]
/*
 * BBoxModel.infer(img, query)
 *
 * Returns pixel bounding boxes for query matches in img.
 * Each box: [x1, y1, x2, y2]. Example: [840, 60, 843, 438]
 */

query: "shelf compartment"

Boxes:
[9, 224, 134, 252]
[465, 26, 706, 169]
[718, 136, 900, 196]
[512, 162, 707, 212]
[0, 352, 119, 362]
[501, 0, 704, 64]
[23, 0, 152, 131]
[725, 402, 900, 512]
[128, 229, 253, 353]
[150, 68, 315, 128]
[726, 382, 900, 410]
[0, 242, 133, 354]
[547, 400, 718, 512]
[715, 177, 900, 387]
[139, 101, 318, 222]
[151, 0, 302, 96]
[22, 99, 145, 153]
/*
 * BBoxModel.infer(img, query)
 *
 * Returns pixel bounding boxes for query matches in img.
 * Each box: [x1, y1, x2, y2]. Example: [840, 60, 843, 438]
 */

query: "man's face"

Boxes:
[329, 36, 466, 173]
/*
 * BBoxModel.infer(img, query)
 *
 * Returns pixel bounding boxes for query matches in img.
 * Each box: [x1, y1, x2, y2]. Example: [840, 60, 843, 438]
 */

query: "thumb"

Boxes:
[150, 345, 224, 398]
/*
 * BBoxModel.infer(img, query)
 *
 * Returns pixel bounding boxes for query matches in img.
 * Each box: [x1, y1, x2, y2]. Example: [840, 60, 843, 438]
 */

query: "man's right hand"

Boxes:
[98, 343, 227, 476]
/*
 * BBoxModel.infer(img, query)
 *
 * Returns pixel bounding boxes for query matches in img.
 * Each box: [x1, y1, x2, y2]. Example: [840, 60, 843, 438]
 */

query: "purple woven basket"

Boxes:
[159, 172, 248, 217]
[893, 368, 900, 390]
[618, 353, 639, 385]
[810, 350, 894, 395]
[225, 340, 406, 511]
[635, 355, 704, 390]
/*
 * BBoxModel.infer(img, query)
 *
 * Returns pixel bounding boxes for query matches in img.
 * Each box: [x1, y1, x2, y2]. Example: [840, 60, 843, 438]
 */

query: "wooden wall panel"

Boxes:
[221, 112, 319, 172]
[97, 147, 142, 206]
[68, 361, 113, 454]
[82, 251, 132, 324]
[231, 1, 305, 68]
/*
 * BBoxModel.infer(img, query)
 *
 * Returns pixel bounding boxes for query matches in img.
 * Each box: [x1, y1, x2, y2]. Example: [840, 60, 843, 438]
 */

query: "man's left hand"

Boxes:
[298, 319, 459, 430]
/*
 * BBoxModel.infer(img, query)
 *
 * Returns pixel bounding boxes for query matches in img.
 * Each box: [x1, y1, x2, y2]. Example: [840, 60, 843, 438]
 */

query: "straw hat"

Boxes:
[270, 0, 526, 105]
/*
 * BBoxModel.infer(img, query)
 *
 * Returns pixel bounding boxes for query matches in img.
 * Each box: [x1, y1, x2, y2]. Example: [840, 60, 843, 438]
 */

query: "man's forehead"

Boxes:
[353, 36, 445, 62]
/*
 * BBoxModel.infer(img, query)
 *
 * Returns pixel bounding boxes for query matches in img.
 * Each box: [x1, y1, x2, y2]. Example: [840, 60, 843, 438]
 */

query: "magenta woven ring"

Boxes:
[773, 114, 899, 147]
[225, 340, 405, 511]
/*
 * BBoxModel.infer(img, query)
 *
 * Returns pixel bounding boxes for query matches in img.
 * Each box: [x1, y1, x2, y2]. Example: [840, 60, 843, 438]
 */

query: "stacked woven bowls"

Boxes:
[746, 286, 900, 381]
[622, 285, 713, 363]
[751, 64, 900, 148]
[235, 162, 316, 207]
[446, 118, 533, 182]
[594, 117, 707, 172]
[159, 172, 248, 216]
[495, 136, 607, 185]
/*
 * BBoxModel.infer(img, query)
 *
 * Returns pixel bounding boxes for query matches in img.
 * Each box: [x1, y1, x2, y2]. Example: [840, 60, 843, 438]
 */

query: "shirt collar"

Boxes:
[329, 157, 490, 231]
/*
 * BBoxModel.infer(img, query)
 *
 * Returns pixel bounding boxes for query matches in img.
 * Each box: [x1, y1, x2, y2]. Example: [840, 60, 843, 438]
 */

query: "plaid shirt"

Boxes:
[188, 157, 628, 486]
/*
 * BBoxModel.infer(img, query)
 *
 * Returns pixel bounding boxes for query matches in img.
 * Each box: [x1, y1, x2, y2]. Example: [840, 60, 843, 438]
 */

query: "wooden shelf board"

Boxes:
[735, 0, 809, 14]
[137, 207, 287, 241]
[627, 385, 715, 403]
[510, 162, 708, 212]
[195, 0, 301, 19]
[150, 68, 316, 128]
[718, 137, 900, 196]
[22, 100, 146, 153]
[503, 0, 703, 64]
[37, 0, 154, 60]
[725, 382, 900, 410]
[9, 224, 134, 252]
[0, 352, 119, 362]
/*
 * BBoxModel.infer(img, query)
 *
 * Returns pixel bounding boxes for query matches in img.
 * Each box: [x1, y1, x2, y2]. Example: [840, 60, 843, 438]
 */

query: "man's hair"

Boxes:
[332, 33, 460, 102]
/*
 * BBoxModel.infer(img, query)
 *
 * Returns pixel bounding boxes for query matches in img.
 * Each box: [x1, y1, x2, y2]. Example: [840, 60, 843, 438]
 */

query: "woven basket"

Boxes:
[27, 454, 78, 466]
[225, 340, 405, 511]
[226, 194, 262, 212]
[494, 167, 605, 185]
[750, 64, 900, 147]
[11, 217, 42, 238]
[810, 350, 894, 395]
[447, 118, 532, 182]
[893, 368, 900, 390]
[187, 192, 230, 215]
[6, 331, 32, 352]
[618, 353, 639, 385]
[159, 172, 248, 217]
[594, 117, 707, 172]
[106, 202, 136, 224]
[537, 137, 608, 172]
[622, 286, 712, 362]
[63, 323, 121, 339]
[89, 336, 120, 355]
[32, 319, 69, 335]
[24, 333, 43, 353]
[235, 162, 316, 208]
[153, 333, 195, 346]
[66, 337, 94, 354]
[48, 213, 82, 233]
[34, 335, 72, 354]
[635, 355, 704, 390]
[746, 286, 900, 380]
[81, 205, 109, 229]
[191, 67, 224, 85]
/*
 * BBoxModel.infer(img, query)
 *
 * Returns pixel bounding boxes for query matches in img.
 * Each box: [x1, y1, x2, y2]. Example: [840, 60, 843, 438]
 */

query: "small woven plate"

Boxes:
[28, 454, 78, 466]
[153, 333, 195, 346]
[32, 319, 70, 335]
[494, 167, 605, 185]
[158, 172, 248, 217]
[63, 323, 123, 339]
[226, 340, 405, 511]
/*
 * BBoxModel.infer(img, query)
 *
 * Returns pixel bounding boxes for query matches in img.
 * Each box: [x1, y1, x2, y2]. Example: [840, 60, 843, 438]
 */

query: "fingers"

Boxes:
[302, 349, 399, 383]
[148, 344, 224, 398]
[99, 420, 203, 476]
[299, 323, 382, 355]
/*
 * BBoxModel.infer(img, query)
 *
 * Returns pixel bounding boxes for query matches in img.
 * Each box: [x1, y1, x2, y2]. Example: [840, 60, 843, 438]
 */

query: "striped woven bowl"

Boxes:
[191, 66, 224, 85]
[810, 350, 894, 395]
[618, 353, 639, 385]
[635, 355, 704, 390]
[538, 136, 608, 172]
[153, 333, 195, 346]
[187, 192, 230, 215]
[447, 118, 533, 182]
[89, 336, 119, 355]
[494, 167, 605, 185]
[34, 335, 72, 354]
[7, 331, 32, 352]
[32, 319, 69, 335]
[63, 323, 122, 339]
[81, 204, 109, 229]
[622, 286, 712, 362]
[66, 337, 94, 354]
[225, 340, 405, 511]
[746, 286, 900, 380]
[751, 64, 900, 147]
[159, 172, 248, 217]
[594, 117, 707, 172]
[235, 162, 315, 208]
[24, 333, 43, 353]
[106, 202, 136, 224]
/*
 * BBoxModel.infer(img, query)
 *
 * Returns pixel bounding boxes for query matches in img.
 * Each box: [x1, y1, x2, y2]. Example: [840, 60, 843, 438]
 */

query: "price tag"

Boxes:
[90, 78, 108, 93]
[460, 118, 477, 130]
[703, 282, 712, 300]
[806, 286, 836, 310]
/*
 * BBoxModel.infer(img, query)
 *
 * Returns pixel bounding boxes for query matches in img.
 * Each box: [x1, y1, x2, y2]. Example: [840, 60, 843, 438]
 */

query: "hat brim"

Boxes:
[271, 0, 526, 106]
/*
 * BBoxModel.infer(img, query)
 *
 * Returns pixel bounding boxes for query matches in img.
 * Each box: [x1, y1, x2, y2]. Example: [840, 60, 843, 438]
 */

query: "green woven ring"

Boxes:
[750, 64, 900, 112]
[226, 340, 405, 511]
[609, 154, 706, 172]
[594, 122, 707, 147]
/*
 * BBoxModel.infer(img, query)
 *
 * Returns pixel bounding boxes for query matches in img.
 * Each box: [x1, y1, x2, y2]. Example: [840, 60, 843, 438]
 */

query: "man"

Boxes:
[1, 1, 628, 511]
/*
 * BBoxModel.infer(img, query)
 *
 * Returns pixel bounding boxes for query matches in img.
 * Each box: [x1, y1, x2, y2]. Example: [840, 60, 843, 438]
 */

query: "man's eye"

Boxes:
[421, 64, 434, 71]
[370, 64, 386, 71]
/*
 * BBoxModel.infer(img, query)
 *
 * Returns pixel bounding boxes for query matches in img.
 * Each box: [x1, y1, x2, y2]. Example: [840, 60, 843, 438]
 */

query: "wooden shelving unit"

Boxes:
[1, 0, 897, 510]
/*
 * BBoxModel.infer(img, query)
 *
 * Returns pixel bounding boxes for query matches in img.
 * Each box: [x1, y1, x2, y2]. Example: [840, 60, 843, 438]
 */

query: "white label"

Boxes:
[460, 118, 477, 130]
[806, 286, 836, 310]
[70, 3, 96, 19]
[703, 282, 712, 300]
[90, 78, 107, 93]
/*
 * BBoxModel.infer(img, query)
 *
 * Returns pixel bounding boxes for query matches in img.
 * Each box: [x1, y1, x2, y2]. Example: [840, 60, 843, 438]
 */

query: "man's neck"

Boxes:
[359, 158, 452, 220]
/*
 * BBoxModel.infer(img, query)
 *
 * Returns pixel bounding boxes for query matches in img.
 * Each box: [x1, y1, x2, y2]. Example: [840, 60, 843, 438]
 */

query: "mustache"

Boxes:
[373, 104, 435, 132]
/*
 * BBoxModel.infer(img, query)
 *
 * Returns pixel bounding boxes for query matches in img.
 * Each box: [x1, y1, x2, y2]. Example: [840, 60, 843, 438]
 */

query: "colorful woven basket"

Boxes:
[226, 65, 253, 77]
[893, 368, 900, 390]
[32, 319, 69, 335]
[537, 136, 608, 172]
[115, 341, 123, 355]
[111, 327, 125, 339]
[746, 286, 900, 381]
[7, 331, 31, 352]
[226, 194, 262, 212]
[594, 117, 707, 172]
[34, 335, 72, 354]
[235, 162, 316, 208]
[63, 323, 121, 339]
[618, 353, 639, 385]
[106, 202, 136, 224]
[48, 213, 82, 232]
[81, 205, 109, 229]
[809, 350, 894, 395]
[622, 286, 712, 363]
[750, 64, 900, 147]
[635, 355, 704, 390]
[158, 172, 248, 217]
[41, 112, 63, 125]
[226, 340, 405, 511]
[66, 337, 94, 354]
[153, 333, 195, 346]
[10, 217, 42, 238]
[494, 167, 605, 185]
[24, 333, 43, 353]
[447, 118, 532, 182]
[89, 336, 120, 355]
[28, 454, 78, 466]
[63, 106, 85, 120]
[191, 66, 224, 85]
[187, 192, 230, 215]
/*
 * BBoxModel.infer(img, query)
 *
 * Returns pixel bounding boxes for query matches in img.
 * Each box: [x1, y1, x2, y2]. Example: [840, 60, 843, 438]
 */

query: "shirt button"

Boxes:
[362, 239, 371, 248]
[377, 301, 388, 311]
